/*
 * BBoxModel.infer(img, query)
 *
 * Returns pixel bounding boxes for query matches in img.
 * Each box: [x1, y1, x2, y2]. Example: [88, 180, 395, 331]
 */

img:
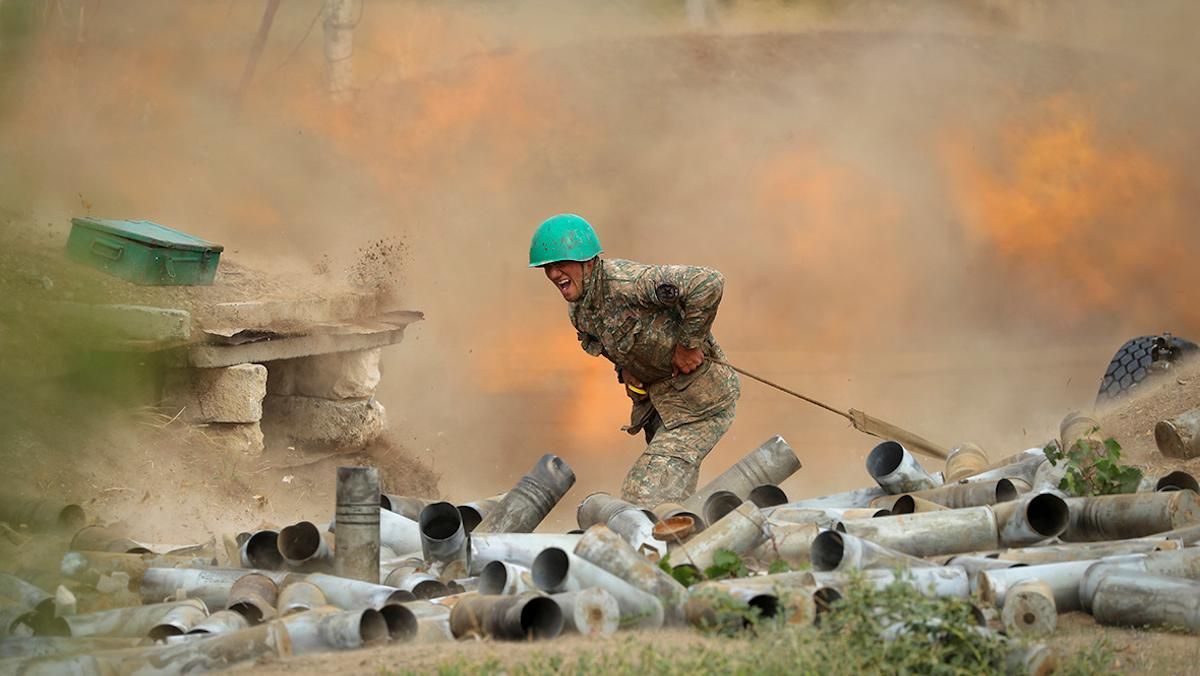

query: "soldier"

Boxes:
[529, 213, 740, 507]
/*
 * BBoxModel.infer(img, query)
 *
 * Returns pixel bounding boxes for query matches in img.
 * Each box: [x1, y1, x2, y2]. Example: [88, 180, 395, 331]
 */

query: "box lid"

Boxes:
[71, 217, 225, 253]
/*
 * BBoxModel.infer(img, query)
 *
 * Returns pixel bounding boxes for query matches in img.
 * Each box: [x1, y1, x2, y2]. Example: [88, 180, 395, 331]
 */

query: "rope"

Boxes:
[708, 357, 852, 422]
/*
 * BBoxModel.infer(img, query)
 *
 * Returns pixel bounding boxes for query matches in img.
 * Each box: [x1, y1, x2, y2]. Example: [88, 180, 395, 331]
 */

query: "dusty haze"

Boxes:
[2, 0, 1199, 530]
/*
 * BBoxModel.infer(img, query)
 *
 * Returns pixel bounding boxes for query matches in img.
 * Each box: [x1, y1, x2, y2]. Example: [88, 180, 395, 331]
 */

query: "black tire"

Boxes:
[1096, 334, 1199, 405]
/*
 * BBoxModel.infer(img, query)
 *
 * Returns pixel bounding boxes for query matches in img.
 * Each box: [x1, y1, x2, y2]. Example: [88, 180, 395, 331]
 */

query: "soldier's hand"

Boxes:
[672, 345, 704, 375]
[622, 370, 645, 389]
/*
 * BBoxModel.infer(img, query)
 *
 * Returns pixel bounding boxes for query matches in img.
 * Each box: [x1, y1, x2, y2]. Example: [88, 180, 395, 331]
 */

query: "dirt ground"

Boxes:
[1098, 358, 1200, 477]
[229, 612, 1200, 675]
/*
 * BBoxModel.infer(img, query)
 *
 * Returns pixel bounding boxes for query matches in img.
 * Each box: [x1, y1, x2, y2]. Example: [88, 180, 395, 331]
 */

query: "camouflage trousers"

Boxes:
[619, 401, 737, 508]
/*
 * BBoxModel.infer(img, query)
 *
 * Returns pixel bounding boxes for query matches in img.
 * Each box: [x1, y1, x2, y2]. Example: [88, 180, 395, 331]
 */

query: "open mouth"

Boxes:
[556, 278, 572, 294]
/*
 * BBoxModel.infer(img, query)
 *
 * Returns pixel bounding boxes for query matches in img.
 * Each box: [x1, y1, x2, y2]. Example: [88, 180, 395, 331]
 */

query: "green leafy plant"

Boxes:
[703, 548, 749, 581]
[658, 554, 702, 587]
[1044, 433, 1143, 496]
[767, 558, 791, 574]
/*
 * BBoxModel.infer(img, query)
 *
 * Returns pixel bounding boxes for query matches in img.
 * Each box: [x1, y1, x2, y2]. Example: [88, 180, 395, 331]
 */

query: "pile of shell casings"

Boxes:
[2, 411, 1199, 673]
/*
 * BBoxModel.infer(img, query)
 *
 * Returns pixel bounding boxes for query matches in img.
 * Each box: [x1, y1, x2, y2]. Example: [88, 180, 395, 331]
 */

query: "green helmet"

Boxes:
[528, 213, 603, 268]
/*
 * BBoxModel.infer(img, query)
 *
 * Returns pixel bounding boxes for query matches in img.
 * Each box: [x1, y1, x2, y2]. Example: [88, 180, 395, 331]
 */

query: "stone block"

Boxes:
[162, 364, 267, 423]
[196, 422, 264, 455]
[266, 349, 382, 399]
[262, 395, 386, 450]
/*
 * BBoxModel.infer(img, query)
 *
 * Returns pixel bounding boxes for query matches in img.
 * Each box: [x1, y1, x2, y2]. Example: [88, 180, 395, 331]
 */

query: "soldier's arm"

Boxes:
[632, 264, 726, 349]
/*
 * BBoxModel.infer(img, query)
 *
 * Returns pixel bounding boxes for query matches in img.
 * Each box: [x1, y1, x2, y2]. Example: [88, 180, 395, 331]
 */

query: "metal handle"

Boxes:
[89, 239, 124, 261]
[163, 256, 177, 279]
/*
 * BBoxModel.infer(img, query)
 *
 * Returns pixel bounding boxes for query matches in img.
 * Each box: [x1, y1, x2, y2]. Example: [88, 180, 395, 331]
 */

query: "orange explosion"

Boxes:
[940, 94, 1190, 326]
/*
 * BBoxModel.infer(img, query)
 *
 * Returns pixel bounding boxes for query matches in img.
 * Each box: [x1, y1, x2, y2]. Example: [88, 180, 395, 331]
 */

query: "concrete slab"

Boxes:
[47, 302, 191, 346]
[192, 292, 383, 332]
[185, 311, 421, 368]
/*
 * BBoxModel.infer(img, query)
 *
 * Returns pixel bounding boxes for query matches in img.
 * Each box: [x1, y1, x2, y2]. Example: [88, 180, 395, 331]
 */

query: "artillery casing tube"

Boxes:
[475, 454, 575, 533]
[680, 435, 801, 514]
[531, 548, 664, 629]
[866, 441, 942, 494]
[334, 466, 381, 583]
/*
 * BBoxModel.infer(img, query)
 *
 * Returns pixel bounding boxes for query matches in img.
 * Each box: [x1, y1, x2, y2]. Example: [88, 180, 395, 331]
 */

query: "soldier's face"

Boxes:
[543, 260, 586, 302]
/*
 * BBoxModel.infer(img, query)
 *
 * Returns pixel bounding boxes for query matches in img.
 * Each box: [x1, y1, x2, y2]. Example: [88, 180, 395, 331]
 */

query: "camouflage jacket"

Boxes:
[568, 258, 740, 431]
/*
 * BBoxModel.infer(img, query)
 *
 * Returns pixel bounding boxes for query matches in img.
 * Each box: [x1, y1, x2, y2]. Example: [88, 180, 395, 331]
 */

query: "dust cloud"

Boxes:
[2, 1, 1199, 531]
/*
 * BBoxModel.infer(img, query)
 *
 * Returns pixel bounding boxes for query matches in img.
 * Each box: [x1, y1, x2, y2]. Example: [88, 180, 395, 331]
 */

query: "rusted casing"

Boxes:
[806, 568, 970, 598]
[380, 495, 428, 520]
[0, 496, 84, 533]
[186, 609, 251, 636]
[140, 567, 289, 609]
[811, 530, 936, 573]
[671, 501, 767, 572]
[1062, 490, 1200, 542]
[418, 501, 470, 580]
[478, 561, 536, 596]
[686, 574, 816, 628]
[573, 525, 686, 620]
[276, 581, 327, 617]
[69, 525, 149, 554]
[944, 443, 989, 482]
[62, 599, 208, 638]
[475, 454, 575, 534]
[963, 453, 1048, 487]
[240, 529, 285, 570]
[0, 636, 141, 659]
[227, 573, 279, 624]
[837, 506, 998, 558]
[577, 492, 664, 557]
[468, 533, 582, 575]
[304, 573, 414, 610]
[747, 484, 789, 508]
[992, 493, 1070, 546]
[999, 579, 1057, 637]
[651, 502, 704, 534]
[11, 622, 291, 674]
[1090, 572, 1200, 632]
[531, 548, 664, 629]
[385, 572, 449, 600]
[334, 466, 381, 584]
[680, 435, 801, 514]
[552, 589, 619, 636]
[277, 605, 397, 653]
[781, 485, 887, 510]
[997, 539, 1177, 565]
[277, 521, 334, 572]
[448, 593, 563, 640]
[1156, 409, 1200, 459]
[905, 479, 1017, 508]
[1139, 470, 1200, 493]
[1061, 411, 1102, 452]
[770, 506, 890, 525]
[978, 559, 1103, 611]
[377, 508, 422, 557]
[866, 441, 942, 494]
[702, 490, 743, 526]
[147, 603, 208, 642]
[885, 495, 948, 514]
[457, 493, 506, 533]
[751, 521, 820, 568]
[945, 555, 1027, 594]
[1077, 548, 1200, 611]
[60, 551, 213, 586]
